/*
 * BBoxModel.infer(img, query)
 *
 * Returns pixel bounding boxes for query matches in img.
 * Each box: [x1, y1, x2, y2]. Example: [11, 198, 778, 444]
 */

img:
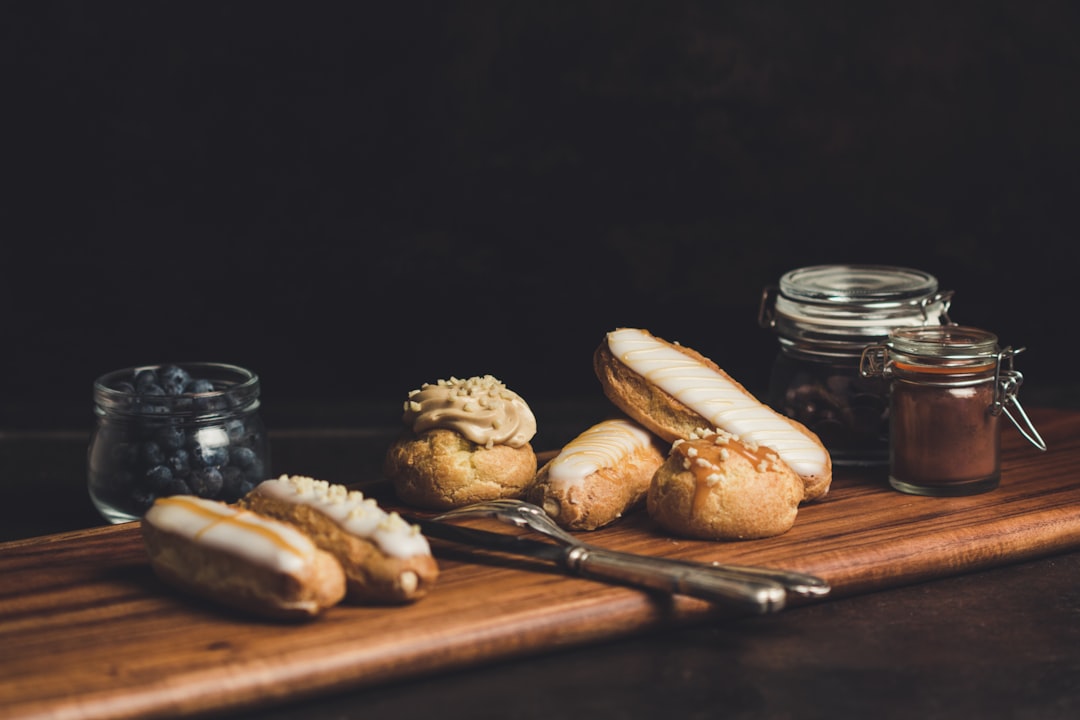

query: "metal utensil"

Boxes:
[433, 498, 831, 598]
[414, 513, 786, 614]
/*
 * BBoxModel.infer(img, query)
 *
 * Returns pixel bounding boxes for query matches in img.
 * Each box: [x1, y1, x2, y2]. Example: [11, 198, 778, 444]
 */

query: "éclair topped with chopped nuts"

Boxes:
[249, 475, 432, 559]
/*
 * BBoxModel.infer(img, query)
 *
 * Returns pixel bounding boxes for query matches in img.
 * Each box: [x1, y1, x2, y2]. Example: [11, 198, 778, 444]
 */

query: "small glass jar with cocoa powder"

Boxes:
[859, 326, 1046, 497]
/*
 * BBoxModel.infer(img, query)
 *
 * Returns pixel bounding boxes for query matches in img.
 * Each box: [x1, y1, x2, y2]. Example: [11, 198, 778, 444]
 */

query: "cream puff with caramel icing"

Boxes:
[594, 327, 832, 502]
[647, 428, 804, 540]
[242, 475, 439, 604]
[528, 417, 665, 531]
[383, 375, 538, 510]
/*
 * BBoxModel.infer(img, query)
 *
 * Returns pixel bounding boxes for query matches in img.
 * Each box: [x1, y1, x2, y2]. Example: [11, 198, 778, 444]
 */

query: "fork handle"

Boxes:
[562, 546, 786, 614]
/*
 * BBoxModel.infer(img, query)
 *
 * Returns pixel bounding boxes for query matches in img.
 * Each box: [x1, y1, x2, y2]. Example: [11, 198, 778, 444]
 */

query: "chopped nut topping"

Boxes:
[401, 374, 536, 448]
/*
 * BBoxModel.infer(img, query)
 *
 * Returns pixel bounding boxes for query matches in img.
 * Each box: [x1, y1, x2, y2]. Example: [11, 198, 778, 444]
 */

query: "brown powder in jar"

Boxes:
[889, 377, 1000, 493]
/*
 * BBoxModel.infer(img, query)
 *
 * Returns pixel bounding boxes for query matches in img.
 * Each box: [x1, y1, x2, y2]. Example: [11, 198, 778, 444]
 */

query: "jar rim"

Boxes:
[779, 264, 940, 305]
[767, 264, 952, 348]
[93, 362, 260, 418]
[886, 325, 1000, 361]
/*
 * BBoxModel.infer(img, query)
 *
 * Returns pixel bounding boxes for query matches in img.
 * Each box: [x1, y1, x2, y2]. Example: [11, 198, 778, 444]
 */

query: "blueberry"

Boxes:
[220, 466, 248, 501]
[166, 448, 191, 477]
[186, 379, 215, 394]
[139, 441, 165, 468]
[224, 418, 247, 443]
[221, 468, 257, 500]
[129, 488, 157, 515]
[243, 460, 265, 483]
[136, 398, 171, 415]
[158, 478, 191, 497]
[229, 446, 256, 469]
[189, 467, 224, 498]
[155, 424, 186, 451]
[158, 365, 191, 395]
[134, 369, 159, 393]
[113, 380, 136, 394]
[191, 443, 229, 468]
[142, 464, 174, 491]
[139, 382, 166, 400]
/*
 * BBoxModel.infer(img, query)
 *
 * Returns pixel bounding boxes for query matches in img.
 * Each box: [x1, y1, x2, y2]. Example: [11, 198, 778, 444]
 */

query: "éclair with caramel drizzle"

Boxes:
[595, 327, 832, 502]
[142, 495, 346, 619]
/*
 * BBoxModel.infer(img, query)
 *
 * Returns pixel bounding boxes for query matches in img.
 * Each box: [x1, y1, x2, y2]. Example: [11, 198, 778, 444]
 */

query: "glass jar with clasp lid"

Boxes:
[88, 362, 270, 524]
[859, 326, 1045, 496]
[759, 264, 954, 466]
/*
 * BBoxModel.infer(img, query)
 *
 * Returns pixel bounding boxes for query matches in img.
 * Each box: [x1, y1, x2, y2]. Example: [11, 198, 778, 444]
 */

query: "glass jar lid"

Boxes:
[763, 264, 954, 353]
[779, 264, 939, 305]
[886, 326, 1000, 368]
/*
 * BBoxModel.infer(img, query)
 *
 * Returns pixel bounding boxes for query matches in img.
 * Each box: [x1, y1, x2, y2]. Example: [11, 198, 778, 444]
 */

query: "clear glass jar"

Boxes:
[860, 326, 1045, 497]
[759, 264, 954, 466]
[88, 362, 270, 524]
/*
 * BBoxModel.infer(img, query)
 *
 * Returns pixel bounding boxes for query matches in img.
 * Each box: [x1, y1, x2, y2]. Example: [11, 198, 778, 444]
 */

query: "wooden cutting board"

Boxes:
[3, 407, 1079, 720]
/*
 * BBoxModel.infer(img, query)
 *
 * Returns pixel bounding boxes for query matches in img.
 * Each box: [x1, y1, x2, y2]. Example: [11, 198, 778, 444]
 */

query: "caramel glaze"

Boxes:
[670, 431, 786, 515]
[154, 496, 308, 560]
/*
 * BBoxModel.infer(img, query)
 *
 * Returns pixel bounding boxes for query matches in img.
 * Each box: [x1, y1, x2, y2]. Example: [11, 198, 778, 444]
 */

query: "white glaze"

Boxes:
[547, 418, 655, 492]
[145, 495, 315, 575]
[607, 328, 829, 478]
[253, 475, 432, 559]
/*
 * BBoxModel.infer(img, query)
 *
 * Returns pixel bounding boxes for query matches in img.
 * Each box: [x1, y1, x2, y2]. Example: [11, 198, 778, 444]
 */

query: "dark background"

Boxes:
[3, 1, 1077, 435]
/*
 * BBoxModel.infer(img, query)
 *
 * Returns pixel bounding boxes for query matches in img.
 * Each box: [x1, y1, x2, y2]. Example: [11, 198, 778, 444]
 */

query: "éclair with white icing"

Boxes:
[528, 417, 666, 531]
[250, 475, 431, 559]
[595, 327, 831, 501]
[242, 475, 440, 603]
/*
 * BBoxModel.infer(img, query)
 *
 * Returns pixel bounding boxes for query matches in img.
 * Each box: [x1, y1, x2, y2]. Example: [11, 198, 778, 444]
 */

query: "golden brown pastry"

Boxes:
[528, 417, 666, 530]
[141, 495, 346, 620]
[241, 475, 439, 604]
[594, 327, 832, 502]
[647, 428, 804, 540]
[383, 375, 538, 510]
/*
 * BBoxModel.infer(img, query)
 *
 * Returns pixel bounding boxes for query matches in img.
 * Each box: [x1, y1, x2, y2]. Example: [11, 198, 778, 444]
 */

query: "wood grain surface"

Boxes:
[3, 408, 1079, 720]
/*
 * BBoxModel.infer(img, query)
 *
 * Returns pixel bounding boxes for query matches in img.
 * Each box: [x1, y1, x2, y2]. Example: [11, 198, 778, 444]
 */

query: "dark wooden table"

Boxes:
[2, 402, 1079, 720]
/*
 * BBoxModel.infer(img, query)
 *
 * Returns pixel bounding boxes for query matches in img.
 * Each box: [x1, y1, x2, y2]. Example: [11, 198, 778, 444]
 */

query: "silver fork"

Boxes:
[432, 498, 830, 610]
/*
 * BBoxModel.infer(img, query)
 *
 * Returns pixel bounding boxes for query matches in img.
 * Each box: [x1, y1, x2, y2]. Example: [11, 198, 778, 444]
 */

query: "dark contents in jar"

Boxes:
[766, 353, 890, 466]
[889, 378, 999, 493]
[89, 365, 267, 518]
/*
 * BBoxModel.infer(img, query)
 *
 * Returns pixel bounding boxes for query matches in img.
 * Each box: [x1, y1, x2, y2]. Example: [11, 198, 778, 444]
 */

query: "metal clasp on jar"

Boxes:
[858, 344, 890, 379]
[993, 347, 1047, 451]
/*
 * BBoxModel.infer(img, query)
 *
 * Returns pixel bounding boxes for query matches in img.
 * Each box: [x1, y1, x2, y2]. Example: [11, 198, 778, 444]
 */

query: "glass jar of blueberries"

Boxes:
[88, 362, 270, 524]
[758, 265, 954, 466]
